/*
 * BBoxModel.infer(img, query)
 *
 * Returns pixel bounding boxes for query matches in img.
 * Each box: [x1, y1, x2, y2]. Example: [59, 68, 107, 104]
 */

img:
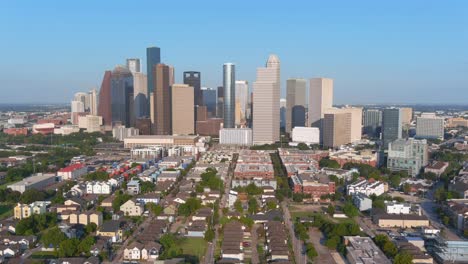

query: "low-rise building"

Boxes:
[14, 201, 50, 219]
[127, 180, 140, 195]
[57, 164, 87, 180]
[373, 214, 429, 228]
[97, 220, 123, 243]
[424, 161, 449, 177]
[86, 181, 112, 194]
[120, 199, 144, 216]
[385, 201, 411, 214]
[290, 171, 335, 201]
[291, 126, 320, 145]
[352, 194, 372, 212]
[329, 149, 378, 168]
[221, 221, 244, 261]
[347, 179, 385, 196]
[387, 138, 428, 177]
[344, 236, 391, 264]
[219, 128, 252, 146]
[123, 241, 161, 261]
[69, 211, 103, 227]
[7, 173, 56, 193]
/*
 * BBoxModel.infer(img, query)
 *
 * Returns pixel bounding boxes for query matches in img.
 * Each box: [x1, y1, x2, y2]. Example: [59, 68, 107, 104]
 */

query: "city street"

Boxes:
[281, 201, 306, 264]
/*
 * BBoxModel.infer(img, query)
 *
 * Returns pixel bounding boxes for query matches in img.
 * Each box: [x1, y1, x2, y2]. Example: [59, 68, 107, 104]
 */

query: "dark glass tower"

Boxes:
[146, 46, 161, 102]
[382, 108, 402, 149]
[202, 88, 217, 117]
[183, 71, 202, 106]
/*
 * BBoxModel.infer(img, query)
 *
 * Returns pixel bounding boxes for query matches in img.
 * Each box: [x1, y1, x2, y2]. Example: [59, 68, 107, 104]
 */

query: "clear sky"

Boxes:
[0, 0, 467, 104]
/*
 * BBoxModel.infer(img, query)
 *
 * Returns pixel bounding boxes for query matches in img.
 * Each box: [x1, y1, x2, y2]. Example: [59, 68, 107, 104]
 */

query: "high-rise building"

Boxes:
[235, 80, 249, 127]
[146, 46, 161, 104]
[183, 71, 202, 107]
[153, 64, 172, 135]
[416, 113, 444, 139]
[126, 58, 141, 74]
[308, 78, 333, 128]
[322, 112, 351, 148]
[74, 92, 88, 110]
[71, 100, 85, 113]
[252, 55, 280, 144]
[135, 117, 151, 135]
[172, 84, 194, 135]
[382, 108, 402, 149]
[217, 86, 224, 119]
[223, 63, 235, 128]
[97, 70, 112, 127]
[286, 78, 307, 132]
[280, 98, 286, 129]
[110, 65, 133, 127]
[133, 72, 148, 118]
[363, 109, 382, 138]
[88, 89, 98, 116]
[400, 107, 413, 126]
[201, 87, 217, 117]
[387, 138, 428, 177]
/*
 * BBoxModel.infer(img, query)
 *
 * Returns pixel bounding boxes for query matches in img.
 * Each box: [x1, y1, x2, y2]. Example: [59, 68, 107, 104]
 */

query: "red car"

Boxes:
[242, 242, 251, 247]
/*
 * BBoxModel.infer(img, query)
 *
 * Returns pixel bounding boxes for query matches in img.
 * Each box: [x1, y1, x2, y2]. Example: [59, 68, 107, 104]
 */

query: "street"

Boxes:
[281, 201, 306, 264]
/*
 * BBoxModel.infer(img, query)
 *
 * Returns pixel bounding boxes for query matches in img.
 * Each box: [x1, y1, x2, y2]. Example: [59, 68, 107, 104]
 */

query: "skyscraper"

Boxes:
[146, 46, 161, 103]
[324, 107, 363, 143]
[308, 78, 333, 128]
[363, 109, 382, 138]
[415, 113, 444, 139]
[280, 98, 286, 130]
[74, 92, 88, 111]
[110, 65, 133, 126]
[201, 87, 217, 117]
[183, 71, 202, 106]
[252, 55, 280, 144]
[97, 70, 112, 127]
[153, 64, 172, 135]
[382, 108, 402, 149]
[172, 84, 194, 135]
[88, 89, 98, 116]
[286, 78, 307, 133]
[126, 58, 141, 73]
[223, 63, 235, 128]
[235, 80, 248, 127]
[133, 72, 148, 118]
[322, 112, 351, 148]
[217, 86, 224, 119]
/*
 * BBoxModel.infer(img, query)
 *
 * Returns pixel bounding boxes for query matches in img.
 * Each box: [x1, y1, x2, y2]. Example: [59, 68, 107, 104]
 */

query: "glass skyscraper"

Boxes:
[110, 66, 133, 126]
[146, 46, 161, 99]
[382, 108, 402, 149]
[202, 87, 217, 117]
[223, 63, 235, 128]
[363, 109, 382, 138]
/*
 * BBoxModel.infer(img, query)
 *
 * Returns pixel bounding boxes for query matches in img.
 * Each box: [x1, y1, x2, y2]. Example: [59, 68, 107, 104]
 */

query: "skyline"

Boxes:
[1, 1, 467, 104]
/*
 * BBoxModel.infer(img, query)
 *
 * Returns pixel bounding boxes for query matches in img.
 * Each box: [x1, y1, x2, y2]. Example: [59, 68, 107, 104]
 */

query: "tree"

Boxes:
[58, 238, 79, 257]
[204, 229, 215, 241]
[305, 243, 318, 259]
[325, 236, 339, 249]
[394, 252, 413, 264]
[20, 189, 47, 204]
[85, 223, 97, 234]
[78, 236, 95, 254]
[41, 227, 67, 249]
[327, 205, 335, 216]
[178, 198, 202, 217]
[402, 183, 411, 194]
[266, 200, 277, 211]
[420, 172, 437, 181]
[234, 199, 243, 214]
[297, 143, 310, 150]
[343, 202, 359, 217]
[248, 198, 258, 214]
[319, 158, 340, 169]
[140, 181, 156, 194]
[147, 202, 163, 216]
[388, 174, 401, 188]
[435, 187, 447, 203]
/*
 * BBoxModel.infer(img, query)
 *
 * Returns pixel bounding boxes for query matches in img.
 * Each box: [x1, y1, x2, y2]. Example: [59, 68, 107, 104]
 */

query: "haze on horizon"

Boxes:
[0, 0, 467, 105]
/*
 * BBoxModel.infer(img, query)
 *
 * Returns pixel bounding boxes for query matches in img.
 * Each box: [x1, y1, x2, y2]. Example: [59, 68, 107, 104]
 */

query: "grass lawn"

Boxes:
[0, 204, 13, 219]
[180, 237, 207, 260]
[30, 251, 57, 259]
[290, 210, 316, 220]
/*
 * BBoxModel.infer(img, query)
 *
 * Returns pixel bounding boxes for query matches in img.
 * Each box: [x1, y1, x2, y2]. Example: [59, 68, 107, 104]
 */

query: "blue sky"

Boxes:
[0, 0, 467, 104]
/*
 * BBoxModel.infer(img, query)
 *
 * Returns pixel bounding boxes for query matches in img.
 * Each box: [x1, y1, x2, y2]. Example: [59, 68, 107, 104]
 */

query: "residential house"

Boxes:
[120, 199, 144, 216]
[127, 180, 140, 195]
[135, 193, 160, 205]
[86, 181, 112, 195]
[186, 220, 207, 237]
[97, 220, 123, 243]
[14, 201, 50, 219]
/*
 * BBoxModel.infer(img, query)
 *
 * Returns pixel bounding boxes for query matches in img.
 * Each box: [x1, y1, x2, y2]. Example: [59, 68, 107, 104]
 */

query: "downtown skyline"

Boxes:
[1, 0, 467, 104]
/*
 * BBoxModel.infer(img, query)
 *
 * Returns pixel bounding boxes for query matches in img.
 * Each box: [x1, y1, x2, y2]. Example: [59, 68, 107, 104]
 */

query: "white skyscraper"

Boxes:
[416, 113, 444, 139]
[253, 54, 280, 144]
[74, 92, 88, 111]
[133, 72, 148, 118]
[88, 89, 98, 116]
[286, 78, 307, 133]
[235, 80, 249, 127]
[308, 78, 333, 128]
[126, 58, 141, 73]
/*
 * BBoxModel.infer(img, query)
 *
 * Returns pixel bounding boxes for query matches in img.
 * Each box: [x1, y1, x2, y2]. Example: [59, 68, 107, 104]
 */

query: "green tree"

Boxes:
[394, 252, 413, 264]
[177, 198, 202, 217]
[85, 223, 97, 234]
[327, 205, 335, 216]
[139, 181, 156, 194]
[343, 202, 359, 217]
[58, 238, 79, 257]
[435, 187, 447, 203]
[297, 143, 310, 150]
[147, 202, 163, 216]
[248, 197, 259, 214]
[402, 183, 411, 194]
[266, 200, 277, 210]
[41, 227, 67, 249]
[388, 174, 401, 188]
[319, 158, 340, 169]
[204, 229, 215, 241]
[20, 189, 47, 204]
[78, 236, 95, 254]
[234, 199, 243, 214]
[305, 243, 318, 259]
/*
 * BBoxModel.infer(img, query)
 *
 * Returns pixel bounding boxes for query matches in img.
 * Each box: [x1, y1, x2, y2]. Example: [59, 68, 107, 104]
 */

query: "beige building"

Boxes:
[446, 117, 468, 128]
[123, 135, 200, 148]
[253, 54, 280, 144]
[14, 202, 49, 219]
[401, 107, 413, 126]
[171, 84, 194, 135]
[323, 112, 351, 148]
[133, 72, 148, 118]
[120, 199, 144, 216]
[308, 78, 333, 128]
[78, 115, 103, 133]
[153, 64, 172, 135]
[325, 107, 363, 143]
[235, 80, 249, 127]
[286, 78, 307, 133]
[374, 214, 429, 228]
[69, 211, 103, 227]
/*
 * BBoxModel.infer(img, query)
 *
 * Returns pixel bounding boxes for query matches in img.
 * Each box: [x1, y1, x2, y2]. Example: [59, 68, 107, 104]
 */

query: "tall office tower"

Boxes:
[223, 63, 235, 128]
[168, 66, 175, 86]
[308, 78, 333, 128]
[88, 89, 98, 116]
[201, 87, 217, 117]
[133, 72, 148, 118]
[183, 71, 202, 106]
[217, 86, 224, 118]
[110, 65, 134, 126]
[153, 64, 172, 135]
[126, 58, 141, 73]
[149, 92, 155, 125]
[235, 80, 249, 127]
[400, 107, 413, 126]
[382, 108, 402, 149]
[280, 98, 287, 129]
[71, 100, 85, 113]
[363, 109, 382, 138]
[172, 84, 194, 135]
[286, 78, 307, 133]
[74, 92, 88, 111]
[416, 113, 444, 139]
[98, 71, 112, 126]
[323, 107, 362, 146]
[135, 117, 152, 135]
[252, 54, 280, 144]
[146, 46, 161, 103]
[322, 112, 351, 148]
